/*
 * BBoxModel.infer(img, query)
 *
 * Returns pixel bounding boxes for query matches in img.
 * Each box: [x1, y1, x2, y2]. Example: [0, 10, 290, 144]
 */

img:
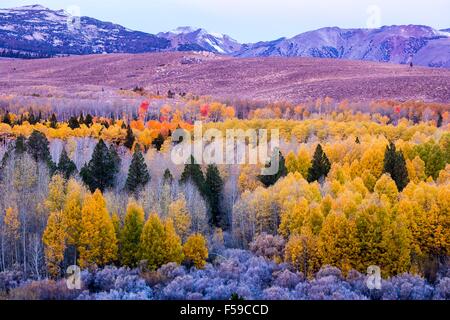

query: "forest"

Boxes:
[0, 96, 449, 300]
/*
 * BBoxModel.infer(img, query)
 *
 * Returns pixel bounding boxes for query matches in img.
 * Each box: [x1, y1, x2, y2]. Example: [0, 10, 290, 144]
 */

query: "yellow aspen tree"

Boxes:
[318, 211, 357, 274]
[120, 201, 145, 267]
[164, 218, 184, 265]
[168, 196, 192, 241]
[238, 165, 262, 193]
[63, 179, 84, 264]
[4, 207, 20, 263]
[296, 147, 312, 178]
[404, 183, 450, 261]
[285, 151, 298, 174]
[279, 198, 309, 238]
[4, 207, 20, 242]
[353, 196, 400, 276]
[437, 164, 450, 184]
[45, 174, 66, 213]
[381, 211, 412, 276]
[406, 156, 426, 184]
[360, 169, 377, 192]
[140, 213, 167, 270]
[43, 210, 66, 278]
[79, 190, 118, 269]
[284, 228, 320, 278]
[183, 233, 209, 269]
[360, 145, 385, 179]
[374, 174, 399, 204]
[305, 204, 324, 236]
[320, 195, 333, 218]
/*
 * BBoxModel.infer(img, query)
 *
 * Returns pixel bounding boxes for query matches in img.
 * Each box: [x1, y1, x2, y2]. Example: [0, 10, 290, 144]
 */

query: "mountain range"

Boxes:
[0, 4, 449, 68]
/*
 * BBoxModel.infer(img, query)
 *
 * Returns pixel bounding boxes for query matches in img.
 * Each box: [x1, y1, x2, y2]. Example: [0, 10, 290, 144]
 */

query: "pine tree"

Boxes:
[84, 114, 93, 127]
[258, 149, 288, 187]
[183, 234, 209, 269]
[383, 142, 409, 191]
[140, 213, 167, 270]
[307, 144, 331, 183]
[125, 145, 150, 194]
[49, 113, 58, 129]
[109, 145, 121, 174]
[163, 168, 173, 184]
[57, 148, 77, 180]
[27, 130, 56, 172]
[205, 164, 225, 228]
[28, 110, 36, 125]
[124, 125, 135, 150]
[437, 112, 443, 128]
[120, 202, 145, 267]
[68, 116, 80, 129]
[2, 112, 11, 125]
[80, 139, 119, 192]
[152, 133, 165, 151]
[15, 135, 27, 155]
[180, 155, 206, 195]
[79, 113, 85, 125]
[79, 190, 118, 268]
[43, 210, 66, 278]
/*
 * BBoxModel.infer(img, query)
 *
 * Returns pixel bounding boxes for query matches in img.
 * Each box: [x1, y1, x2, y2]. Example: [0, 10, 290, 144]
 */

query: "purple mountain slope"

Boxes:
[236, 25, 450, 68]
[0, 5, 170, 57]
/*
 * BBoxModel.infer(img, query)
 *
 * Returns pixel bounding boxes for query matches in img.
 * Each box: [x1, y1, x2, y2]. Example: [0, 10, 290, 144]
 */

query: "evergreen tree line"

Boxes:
[0, 50, 53, 59]
[257, 141, 410, 192]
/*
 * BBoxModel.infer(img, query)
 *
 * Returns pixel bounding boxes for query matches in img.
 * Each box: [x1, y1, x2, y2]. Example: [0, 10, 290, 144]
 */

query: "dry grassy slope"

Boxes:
[0, 52, 449, 103]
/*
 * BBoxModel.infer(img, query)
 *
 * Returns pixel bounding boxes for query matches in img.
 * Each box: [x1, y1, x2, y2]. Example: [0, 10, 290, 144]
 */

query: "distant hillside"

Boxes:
[236, 25, 450, 68]
[1, 52, 449, 103]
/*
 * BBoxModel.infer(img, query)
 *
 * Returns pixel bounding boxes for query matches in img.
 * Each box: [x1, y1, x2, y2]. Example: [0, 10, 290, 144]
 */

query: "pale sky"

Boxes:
[2, 0, 449, 42]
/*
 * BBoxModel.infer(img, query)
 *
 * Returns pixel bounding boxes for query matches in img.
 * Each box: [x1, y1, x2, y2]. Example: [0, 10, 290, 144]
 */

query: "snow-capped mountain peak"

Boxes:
[158, 26, 241, 54]
[235, 25, 450, 68]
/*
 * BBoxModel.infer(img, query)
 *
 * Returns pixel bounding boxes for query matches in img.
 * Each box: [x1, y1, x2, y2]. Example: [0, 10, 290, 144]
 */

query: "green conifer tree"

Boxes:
[180, 155, 206, 195]
[383, 142, 409, 191]
[205, 164, 225, 228]
[125, 145, 150, 193]
[57, 148, 77, 180]
[124, 125, 135, 150]
[307, 144, 331, 183]
[258, 149, 288, 187]
[80, 139, 119, 192]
